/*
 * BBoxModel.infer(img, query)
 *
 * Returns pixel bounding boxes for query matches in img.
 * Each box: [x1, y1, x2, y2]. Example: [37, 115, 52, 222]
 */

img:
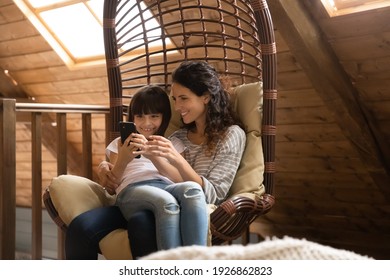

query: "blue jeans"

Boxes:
[65, 207, 157, 259]
[116, 179, 208, 250]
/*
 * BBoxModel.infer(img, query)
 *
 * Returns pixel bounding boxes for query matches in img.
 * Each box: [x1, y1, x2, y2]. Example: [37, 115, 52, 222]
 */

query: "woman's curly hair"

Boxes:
[172, 61, 244, 154]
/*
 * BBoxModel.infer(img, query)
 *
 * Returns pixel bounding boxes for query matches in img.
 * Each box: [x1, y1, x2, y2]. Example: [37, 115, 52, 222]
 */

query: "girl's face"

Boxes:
[171, 82, 209, 125]
[133, 113, 163, 138]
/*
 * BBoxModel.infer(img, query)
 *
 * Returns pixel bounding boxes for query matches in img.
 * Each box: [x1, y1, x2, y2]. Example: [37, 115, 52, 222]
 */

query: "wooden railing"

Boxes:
[0, 99, 110, 259]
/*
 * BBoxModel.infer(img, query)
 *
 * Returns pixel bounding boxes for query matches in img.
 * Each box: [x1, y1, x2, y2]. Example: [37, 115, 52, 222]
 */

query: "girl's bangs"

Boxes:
[131, 94, 163, 115]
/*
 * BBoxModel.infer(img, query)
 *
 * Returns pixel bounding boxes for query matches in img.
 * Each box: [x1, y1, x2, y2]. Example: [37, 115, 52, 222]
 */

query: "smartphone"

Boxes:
[119, 121, 137, 144]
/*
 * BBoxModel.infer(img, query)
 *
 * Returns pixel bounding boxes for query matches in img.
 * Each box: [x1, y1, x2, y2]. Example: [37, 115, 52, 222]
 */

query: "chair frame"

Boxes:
[103, 0, 277, 245]
[43, 0, 277, 248]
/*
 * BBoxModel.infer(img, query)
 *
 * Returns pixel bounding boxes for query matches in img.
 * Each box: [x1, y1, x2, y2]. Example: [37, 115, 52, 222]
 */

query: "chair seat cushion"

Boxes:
[49, 174, 115, 225]
[99, 229, 132, 259]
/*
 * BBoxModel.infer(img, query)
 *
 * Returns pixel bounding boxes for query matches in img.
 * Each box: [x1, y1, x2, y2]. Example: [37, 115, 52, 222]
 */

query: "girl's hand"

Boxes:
[117, 135, 139, 163]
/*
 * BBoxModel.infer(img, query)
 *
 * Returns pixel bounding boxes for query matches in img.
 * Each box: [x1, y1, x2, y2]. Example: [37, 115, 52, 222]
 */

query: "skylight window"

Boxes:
[321, 0, 390, 17]
[13, 0, 170, 69]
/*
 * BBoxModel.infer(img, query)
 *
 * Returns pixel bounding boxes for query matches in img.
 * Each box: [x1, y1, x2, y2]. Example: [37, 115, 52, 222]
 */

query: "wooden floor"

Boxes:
[16, 207, 58, 259]
[15, 207, 258, 260]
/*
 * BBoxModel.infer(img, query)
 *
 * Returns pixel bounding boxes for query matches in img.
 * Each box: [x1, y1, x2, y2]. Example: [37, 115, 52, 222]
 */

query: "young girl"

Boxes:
[107, 85, 208, 250]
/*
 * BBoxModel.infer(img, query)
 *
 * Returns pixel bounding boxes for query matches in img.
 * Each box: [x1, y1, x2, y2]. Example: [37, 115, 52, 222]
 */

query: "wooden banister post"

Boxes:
[31, 112, 42, 260]
[82, 113, 92, 179]
[0, 99, 16, 260]
[56, 113, 67, 260]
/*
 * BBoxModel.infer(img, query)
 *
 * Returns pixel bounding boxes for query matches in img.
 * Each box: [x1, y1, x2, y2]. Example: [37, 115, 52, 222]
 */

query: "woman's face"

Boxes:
[171, 82, 209, 125]
[133, 113, 163, 138]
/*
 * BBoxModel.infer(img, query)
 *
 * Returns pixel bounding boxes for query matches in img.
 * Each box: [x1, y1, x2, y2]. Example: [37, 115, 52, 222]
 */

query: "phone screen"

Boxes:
[119, 121, 137, 144]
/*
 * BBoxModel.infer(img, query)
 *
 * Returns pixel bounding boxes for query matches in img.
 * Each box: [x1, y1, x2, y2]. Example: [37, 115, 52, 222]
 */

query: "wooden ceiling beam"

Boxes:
[268, 0, 390, 196]
[0, 67, 29, 100]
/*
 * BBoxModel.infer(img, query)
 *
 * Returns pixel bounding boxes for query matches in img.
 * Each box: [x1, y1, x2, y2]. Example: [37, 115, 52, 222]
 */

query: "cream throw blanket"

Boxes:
[141, 236, 372, 260]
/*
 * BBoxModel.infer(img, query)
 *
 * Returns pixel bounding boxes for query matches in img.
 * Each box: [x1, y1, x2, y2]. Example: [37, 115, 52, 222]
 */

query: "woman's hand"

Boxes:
[97, 161, 119, 195]
[140, 135, 183, 165]
[145, 135, 203, 186]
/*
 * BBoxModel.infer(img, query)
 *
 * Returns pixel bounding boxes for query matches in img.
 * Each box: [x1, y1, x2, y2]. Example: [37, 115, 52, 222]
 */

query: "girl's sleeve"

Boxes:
[202, 126, 246, 205]
[105, 137, 120, 159]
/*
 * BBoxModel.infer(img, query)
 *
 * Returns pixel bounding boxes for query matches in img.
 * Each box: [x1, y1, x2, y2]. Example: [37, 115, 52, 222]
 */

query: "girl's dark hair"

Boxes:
[127, 85, 171, 136]
[171, 61, 243, 153]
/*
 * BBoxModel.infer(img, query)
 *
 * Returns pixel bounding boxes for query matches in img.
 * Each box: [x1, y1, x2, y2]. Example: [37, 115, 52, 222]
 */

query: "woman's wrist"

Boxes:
[98, 160, 109, 171]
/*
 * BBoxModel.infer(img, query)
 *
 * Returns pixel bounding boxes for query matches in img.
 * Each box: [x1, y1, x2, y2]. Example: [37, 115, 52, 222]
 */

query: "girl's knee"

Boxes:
[183, 183, 205, 199]
[163, 201, 180, 214]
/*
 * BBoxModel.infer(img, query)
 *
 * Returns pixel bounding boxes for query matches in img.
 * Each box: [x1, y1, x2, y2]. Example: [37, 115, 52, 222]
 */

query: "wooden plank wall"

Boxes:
[250, 1, 390, 259]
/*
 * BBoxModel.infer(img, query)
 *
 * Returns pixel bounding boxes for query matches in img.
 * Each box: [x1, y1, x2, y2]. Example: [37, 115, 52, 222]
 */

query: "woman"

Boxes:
[65, 61, 246, 259]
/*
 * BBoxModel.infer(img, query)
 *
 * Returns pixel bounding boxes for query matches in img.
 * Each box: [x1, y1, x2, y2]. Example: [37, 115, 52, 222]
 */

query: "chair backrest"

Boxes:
[103, 0, 277, 195]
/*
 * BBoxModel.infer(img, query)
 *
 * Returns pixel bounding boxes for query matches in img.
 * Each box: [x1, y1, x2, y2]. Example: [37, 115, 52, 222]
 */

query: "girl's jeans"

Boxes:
[115, 179, 208, 250]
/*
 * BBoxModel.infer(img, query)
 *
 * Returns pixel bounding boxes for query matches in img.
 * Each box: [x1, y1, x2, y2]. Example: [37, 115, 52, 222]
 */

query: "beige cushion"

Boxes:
[49, 174, 115, 225]
[49, 174, 132, 259]
[100, 229, 132, 260]
[229, 81, 265, 197]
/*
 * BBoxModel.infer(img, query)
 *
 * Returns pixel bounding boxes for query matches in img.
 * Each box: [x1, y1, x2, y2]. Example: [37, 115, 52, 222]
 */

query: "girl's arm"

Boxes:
[109, 136, 138, 185]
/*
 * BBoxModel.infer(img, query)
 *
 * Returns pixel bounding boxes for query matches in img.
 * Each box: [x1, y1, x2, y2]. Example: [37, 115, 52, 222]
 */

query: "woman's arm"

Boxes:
[97, 161, 117, 195]
[200, 126, 246, 204]
[132, 134, 184, 183]
[148, 156, 184, 183]
[143, 135, 203, 186]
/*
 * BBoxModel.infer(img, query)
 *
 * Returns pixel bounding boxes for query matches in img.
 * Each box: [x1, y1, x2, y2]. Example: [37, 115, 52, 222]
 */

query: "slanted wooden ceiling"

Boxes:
[0, 0, 389, 259]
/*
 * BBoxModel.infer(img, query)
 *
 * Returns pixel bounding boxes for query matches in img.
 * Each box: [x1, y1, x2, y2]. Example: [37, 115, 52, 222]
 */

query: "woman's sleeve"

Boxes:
[202, 126, 246, 205]
[169, 136, 186, 154]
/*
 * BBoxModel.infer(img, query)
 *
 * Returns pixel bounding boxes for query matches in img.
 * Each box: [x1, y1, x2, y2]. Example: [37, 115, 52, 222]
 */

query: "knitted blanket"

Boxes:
[142, 236, 372, 260]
